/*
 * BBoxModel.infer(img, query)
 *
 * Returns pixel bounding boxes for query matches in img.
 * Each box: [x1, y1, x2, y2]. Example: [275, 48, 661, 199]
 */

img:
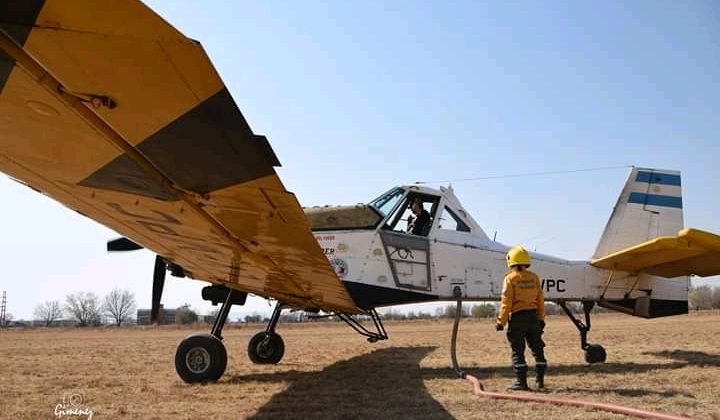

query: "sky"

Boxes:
[1, 0, 718, 320]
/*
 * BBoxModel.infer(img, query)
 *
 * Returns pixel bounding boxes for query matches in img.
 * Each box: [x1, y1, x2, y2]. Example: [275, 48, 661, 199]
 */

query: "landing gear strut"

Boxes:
[558, 301, 606, 364]
[248, 302, 286, 364]
[174, 286, 246, 383]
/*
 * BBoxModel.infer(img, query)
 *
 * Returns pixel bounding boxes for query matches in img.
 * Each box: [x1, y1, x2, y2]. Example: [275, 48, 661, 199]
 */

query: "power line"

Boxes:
[0, 291, 6, 328]
[414, 164, 632, 185]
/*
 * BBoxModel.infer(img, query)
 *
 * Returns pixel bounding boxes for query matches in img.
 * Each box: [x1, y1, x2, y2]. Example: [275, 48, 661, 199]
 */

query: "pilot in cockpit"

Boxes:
[406, 199, 431, 236]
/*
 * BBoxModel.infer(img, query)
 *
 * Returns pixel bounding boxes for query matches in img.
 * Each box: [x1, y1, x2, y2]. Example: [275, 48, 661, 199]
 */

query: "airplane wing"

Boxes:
[0, 1, 358, 313]
[591, 228, 720, 278]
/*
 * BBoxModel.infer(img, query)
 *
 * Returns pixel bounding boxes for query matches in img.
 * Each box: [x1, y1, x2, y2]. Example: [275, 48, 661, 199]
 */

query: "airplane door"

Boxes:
[430, 204, 476, 297]
[378, 231, 431, 291]
[431, 239, 469, 296]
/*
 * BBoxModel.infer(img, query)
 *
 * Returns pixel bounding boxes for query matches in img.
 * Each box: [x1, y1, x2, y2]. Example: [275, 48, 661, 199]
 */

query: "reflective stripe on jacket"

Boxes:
[496, 269, 545, 326]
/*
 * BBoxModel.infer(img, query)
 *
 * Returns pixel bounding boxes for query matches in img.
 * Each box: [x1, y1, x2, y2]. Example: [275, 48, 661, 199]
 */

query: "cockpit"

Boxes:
[304, 186, 474, 236]
[369, 186, 472, 236]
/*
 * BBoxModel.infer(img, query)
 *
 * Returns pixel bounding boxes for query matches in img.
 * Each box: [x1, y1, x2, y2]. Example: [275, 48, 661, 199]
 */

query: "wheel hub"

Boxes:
[257, 337, 274, 358]
[185, 346, 211, 374]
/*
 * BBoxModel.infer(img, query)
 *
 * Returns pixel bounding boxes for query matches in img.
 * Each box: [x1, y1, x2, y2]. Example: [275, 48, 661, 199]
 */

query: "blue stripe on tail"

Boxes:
[628, 192, 682, 208]
[635, 171, 681, 186]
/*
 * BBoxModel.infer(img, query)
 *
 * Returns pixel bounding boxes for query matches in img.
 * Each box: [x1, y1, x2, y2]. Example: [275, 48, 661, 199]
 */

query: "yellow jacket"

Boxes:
[497, 268, 545, 326]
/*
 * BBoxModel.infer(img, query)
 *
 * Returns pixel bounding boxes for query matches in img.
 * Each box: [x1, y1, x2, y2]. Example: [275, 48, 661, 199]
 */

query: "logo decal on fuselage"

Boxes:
[330, 257, 349, 279]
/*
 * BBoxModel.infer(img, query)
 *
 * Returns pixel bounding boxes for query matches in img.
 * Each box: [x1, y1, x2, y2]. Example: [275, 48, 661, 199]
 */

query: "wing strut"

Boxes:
[335, 310, 388, 343]
[308, 310, 388, 342]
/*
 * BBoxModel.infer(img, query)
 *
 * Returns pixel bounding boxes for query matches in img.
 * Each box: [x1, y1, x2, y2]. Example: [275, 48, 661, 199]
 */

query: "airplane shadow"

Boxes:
[423, 349, 720, 398]
[228, 346, 455, 420]
[446, 348, 720, 380]
[643, 349, 720, 367]
[549, 387, 696, 398]
[226, 347, 719, 418]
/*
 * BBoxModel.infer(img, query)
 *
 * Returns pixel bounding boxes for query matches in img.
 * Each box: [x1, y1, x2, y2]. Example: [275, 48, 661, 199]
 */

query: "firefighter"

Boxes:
[495, 245, 547, 390]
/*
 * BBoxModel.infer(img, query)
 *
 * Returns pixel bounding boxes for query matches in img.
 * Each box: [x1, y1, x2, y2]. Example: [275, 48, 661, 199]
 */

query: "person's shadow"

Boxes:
[228, 346, 454, 420]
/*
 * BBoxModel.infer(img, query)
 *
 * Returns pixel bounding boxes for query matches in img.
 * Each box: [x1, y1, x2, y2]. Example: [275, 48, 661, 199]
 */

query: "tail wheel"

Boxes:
[585, 344, 607, 364]
[248, 332, 285, 364]
[175, 333, 227, 383]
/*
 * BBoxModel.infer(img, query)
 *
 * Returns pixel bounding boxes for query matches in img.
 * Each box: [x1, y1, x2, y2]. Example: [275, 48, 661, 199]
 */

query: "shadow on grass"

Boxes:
[444, 348, 720, 381]
[643, 350, 720, 367]
[228, 346, 455, 420]
[224, 347, 717, 417]
[419, 349, 720, 398]
[551, 387, 696, 398]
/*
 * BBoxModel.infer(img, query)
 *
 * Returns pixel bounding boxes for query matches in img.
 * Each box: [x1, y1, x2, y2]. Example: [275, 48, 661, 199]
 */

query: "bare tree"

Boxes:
[175, 303, 198, 325]
[443, 304, 470, 318]
[471, 304, 497, 318]
[65, 292, 103, 326]
[103, 288, 136, 327]
[712, 287, 720, 310]
[34, 300, 63, 327]
[689, 285, 713, 310]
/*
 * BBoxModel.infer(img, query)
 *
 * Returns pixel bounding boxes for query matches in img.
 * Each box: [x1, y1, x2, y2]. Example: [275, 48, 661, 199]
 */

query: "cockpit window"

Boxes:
[438, 206, 471, 232]
[368, 187, 405, 217]
[383, 193, 440, 237]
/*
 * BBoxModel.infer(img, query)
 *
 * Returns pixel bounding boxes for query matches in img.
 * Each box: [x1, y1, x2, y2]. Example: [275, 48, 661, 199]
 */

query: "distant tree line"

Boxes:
[689, 285, 720, 311]
[33, 288, 137, 327]
[25, 285, 718, 327]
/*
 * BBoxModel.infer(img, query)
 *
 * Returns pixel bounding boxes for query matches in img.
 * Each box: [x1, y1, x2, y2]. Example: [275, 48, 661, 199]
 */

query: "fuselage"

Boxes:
[308, 185, 597, 309]
[308, 184, 688, 317]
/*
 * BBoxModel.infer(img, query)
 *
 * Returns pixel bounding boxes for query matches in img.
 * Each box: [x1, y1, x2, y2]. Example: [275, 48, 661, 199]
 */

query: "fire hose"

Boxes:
[449, 291, 694, 420]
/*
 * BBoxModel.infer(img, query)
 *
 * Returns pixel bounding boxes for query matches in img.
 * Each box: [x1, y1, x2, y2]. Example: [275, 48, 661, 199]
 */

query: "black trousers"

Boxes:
[506, 310, 546, 374]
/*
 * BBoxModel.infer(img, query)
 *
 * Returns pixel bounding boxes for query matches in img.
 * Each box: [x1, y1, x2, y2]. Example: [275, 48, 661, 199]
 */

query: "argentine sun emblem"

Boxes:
[330, 257, 349, 279]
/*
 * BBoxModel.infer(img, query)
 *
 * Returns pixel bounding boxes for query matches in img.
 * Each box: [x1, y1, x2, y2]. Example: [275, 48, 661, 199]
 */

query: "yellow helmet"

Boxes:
[506, 246, 531, 267]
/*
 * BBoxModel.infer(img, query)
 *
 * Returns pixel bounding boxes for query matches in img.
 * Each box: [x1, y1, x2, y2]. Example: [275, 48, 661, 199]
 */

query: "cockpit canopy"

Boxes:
[370, 186, 471, 236]
[305, 186, 477, 236]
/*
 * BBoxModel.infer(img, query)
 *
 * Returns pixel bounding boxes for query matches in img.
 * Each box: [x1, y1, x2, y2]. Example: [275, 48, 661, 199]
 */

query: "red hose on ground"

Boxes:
[463, 374, 694, 420]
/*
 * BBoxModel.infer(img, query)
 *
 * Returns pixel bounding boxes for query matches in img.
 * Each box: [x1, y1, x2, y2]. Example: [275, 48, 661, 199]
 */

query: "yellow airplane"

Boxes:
[2, 1, 719, 384]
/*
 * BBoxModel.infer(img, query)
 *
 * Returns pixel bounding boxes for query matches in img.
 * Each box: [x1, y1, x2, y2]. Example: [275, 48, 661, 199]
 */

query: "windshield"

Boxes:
[368, 187, 405, 217]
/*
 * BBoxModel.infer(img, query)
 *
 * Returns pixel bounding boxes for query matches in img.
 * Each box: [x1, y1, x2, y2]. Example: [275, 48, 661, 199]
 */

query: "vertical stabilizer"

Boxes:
[593, 167, 683, 258]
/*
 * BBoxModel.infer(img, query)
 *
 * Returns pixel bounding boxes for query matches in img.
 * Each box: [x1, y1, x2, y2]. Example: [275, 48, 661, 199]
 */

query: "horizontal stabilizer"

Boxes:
[591, 228, 720, 277]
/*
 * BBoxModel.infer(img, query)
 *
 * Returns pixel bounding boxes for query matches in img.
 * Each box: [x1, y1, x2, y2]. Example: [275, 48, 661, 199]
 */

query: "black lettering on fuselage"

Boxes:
[541, 278, 566, 293]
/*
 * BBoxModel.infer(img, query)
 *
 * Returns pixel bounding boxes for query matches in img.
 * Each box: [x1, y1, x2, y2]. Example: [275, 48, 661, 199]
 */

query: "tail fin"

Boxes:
[593, 167, 683, 259]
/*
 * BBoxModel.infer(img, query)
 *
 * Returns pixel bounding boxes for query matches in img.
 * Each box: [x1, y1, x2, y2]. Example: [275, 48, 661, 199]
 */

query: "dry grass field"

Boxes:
[2, 311, 719, 420]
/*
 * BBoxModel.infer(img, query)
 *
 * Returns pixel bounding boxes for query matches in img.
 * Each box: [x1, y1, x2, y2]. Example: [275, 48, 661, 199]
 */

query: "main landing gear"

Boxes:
[247, 302, 285, 364]
[174, 285, 388, 383]
[174, 285, 287, 383]
[558, 301, 607, 364]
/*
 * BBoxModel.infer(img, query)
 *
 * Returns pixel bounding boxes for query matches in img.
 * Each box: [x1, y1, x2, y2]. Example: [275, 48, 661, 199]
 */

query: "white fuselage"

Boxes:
[312, 184, 687, 311]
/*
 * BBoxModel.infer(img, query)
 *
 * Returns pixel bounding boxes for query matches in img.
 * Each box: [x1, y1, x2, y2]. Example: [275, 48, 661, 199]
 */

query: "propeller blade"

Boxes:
[107, 237, 143, 252]
[150, 255, 167, 324]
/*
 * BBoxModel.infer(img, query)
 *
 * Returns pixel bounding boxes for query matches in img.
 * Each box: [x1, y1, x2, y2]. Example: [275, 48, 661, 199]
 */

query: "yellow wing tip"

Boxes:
[679, 228, 720, 251]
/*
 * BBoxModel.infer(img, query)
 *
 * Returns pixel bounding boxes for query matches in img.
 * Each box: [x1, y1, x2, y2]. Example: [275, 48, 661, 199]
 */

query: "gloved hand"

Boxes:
[495, 323, 504, 331]
[539, 320, 546, 332]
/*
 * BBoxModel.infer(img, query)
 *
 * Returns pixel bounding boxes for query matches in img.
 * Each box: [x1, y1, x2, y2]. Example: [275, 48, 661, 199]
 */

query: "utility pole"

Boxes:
[0, 291, 6, 328]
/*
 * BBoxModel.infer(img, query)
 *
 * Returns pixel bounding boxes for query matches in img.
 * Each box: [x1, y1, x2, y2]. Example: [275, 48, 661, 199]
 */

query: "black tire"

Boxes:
[585, 344, 607, 364]
[175, 333, 227, 383]
[248, 332, 285, 364]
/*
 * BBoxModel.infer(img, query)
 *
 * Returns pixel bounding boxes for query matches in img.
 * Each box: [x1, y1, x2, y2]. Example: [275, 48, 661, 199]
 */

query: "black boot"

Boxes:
[535, 365, 546, 390]
[508, 370, 529, 391]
